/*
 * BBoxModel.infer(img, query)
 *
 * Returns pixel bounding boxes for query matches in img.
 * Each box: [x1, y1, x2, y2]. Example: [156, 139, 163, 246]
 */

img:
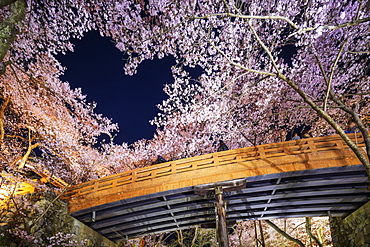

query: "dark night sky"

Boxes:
[57, 31, 176, 144]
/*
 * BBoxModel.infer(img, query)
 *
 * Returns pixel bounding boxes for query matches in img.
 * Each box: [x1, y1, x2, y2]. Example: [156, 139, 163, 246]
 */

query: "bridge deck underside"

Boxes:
[71, 165, 369, 242]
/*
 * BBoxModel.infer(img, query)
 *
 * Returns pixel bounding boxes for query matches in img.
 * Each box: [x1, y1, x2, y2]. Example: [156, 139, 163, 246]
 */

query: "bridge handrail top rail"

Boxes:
[66, 133, 365, 191]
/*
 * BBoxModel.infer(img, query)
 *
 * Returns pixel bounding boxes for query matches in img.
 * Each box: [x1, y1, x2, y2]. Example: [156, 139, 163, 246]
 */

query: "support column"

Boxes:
[215, 186, 229, 247]
[194, 179, 246, 247]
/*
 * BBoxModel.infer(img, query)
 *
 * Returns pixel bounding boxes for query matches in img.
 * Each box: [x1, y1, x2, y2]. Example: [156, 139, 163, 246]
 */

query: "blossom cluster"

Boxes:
[0, 0, 369, 195]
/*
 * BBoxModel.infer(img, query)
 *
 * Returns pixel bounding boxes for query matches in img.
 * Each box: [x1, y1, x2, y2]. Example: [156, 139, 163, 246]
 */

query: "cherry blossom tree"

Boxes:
[105, 0, 370, 176]
[1, 0, 369, 183]
[0, 0, 369, 245]
[0, 0, 120, 183]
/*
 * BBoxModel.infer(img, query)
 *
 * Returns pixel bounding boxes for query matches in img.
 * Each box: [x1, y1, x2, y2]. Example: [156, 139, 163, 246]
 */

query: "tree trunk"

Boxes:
[279, 74, 370, 182]
[0, 0, 27, 74]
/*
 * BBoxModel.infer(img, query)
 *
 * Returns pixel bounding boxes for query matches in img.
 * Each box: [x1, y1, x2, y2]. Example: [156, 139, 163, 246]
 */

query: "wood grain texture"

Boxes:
[63, 133, 367, 213]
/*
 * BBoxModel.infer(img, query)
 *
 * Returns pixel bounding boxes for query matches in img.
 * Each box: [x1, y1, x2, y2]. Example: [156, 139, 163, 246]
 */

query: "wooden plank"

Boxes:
[213, 154, 219, 166]
[66, 152, 362, 212]
[107, 211, 349, 241]
[239, 212, 350, 221]
[71, 186, 194, 217]
[67, 157, 362, 212]
[101, 196, 364, 239]
[258, 146, 266, 159]
[68, 150, 347, 202]
[103, 202, 356, 239]
[66, 146, 336, 198]
[64, 134, 366, 213]
[109, 225, 204, 241]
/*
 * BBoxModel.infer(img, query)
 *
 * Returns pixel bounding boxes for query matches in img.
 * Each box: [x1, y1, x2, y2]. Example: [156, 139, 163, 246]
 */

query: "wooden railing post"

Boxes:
[93, 181, 98, 193]
[336, 139, 344, 149]
[213, 154, 220, 166]
[307, 140, 317, 152]
[258, 147, 266, 159]
[64, 133, 367, 213]
[171, 163, 177, 174]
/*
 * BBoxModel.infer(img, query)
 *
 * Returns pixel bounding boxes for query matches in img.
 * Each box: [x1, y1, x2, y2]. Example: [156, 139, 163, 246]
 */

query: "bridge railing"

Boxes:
[63, 133, 366, 200]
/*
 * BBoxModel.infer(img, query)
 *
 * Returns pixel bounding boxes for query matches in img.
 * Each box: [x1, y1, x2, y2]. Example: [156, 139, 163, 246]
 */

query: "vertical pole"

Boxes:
[215, 186, 229, 247]
[92, 211, 96, 222]
[258, 220, 265, 247]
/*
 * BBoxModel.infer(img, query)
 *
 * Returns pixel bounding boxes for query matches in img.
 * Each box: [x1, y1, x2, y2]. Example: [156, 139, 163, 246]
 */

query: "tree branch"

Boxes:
[0, 96, 10, 142]
[190, 227, 199, 247]
[239, 18, 370, 181]
[192, 12, 370, 37]
[13, 128, 40, 169]
[209, 41, 276, 77]
[315, 51, 370, 162]
[278, 73, 370, 179]
[305, 217, 323, 247]
[4, 134, 28, 142]
[355, 0, 364, 20]
[248, 21, 281, 74]
[240, 131, 257, 146]
[324, 38, 348, 111]
[264, 219, 305, 247]
[30, 174, 80, 228]
[289, 16, 370, 37]
[345, 50, 370, 54]
[192, 13, 299, 29]
[258, 220, 266, 247]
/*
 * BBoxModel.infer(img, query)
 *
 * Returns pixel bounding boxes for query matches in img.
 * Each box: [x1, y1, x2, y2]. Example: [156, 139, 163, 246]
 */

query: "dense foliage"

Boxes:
[0, 0, 369, 245]
[1, 0, 369, 181]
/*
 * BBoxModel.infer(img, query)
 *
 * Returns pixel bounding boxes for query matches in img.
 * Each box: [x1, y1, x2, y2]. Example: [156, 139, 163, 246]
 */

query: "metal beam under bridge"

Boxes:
[62, 133, 370, 244]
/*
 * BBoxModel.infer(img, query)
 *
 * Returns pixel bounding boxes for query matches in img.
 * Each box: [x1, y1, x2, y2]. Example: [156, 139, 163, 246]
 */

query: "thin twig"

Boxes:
[345, 50, 370, 54]
[192, 13, 370, 37]
[306, 217, 324, 247]
[210, 41, 276, 77]
[192, 13, 299, 29]
[289, 16, 370, 37]
[324, 38, 348, 111]
[355, 0, 364, 21]
[13, 128, 39, 170]
[190, 227, 199, 247]
[31, 175, 80, 227]
[248, 20, 281, 75]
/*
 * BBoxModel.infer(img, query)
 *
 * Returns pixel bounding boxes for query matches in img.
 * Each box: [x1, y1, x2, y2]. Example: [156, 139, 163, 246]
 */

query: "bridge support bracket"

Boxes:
[194, 179, 246, 247]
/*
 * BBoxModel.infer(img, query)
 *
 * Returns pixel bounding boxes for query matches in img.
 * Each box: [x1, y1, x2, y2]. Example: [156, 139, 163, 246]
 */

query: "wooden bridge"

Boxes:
[62, 133, 370, 243]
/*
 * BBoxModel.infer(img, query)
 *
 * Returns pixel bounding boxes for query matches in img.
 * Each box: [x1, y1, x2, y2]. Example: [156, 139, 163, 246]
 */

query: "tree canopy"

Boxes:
[0, 0, 369, 183]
